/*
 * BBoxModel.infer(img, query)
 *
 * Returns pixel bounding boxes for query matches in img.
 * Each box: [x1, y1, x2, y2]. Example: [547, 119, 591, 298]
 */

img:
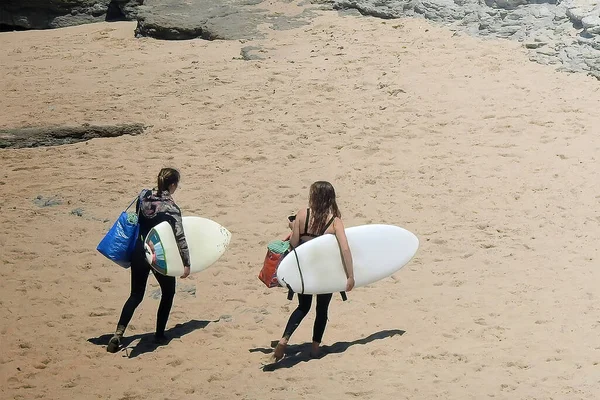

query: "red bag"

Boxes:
[258, 233, 291, 288]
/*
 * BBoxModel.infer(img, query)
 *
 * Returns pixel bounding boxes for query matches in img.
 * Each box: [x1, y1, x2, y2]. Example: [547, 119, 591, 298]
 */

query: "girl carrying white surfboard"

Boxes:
[273, 181, 355, 361]
[106, 168, 191, 353]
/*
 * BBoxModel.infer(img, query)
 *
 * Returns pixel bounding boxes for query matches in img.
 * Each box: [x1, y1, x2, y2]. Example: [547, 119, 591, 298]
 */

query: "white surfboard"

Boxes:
[144, 216, 231, 277]
[276, 224, 418, 294]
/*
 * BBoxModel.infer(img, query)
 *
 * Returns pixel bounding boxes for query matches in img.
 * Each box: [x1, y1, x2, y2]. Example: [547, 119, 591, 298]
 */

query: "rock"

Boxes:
[0, 123, 146, 149]
[484, 0, 528, 10]
[414, 0, 467, 21]
[33, 196, 62, 208]
[589, 70, 600, 79]
[496, 24, 523, 38]
[535, 47, 559, 56]
[70, 208, 85, 217]
[529, 5, 553, 18]
[566, 7, 590, 23]
[332, 0, 402, 18]
[219, 314, 233, 322]
[0, 0, 142, 30]
[582, 14, 600, 34]
[134, 0, 319, 40]
[240, 45, 264, 60]
[525, 41, 547, 48]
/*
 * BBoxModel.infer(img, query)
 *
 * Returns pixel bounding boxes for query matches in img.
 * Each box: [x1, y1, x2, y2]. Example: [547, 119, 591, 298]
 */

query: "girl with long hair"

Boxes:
[273, 181, 354, 361]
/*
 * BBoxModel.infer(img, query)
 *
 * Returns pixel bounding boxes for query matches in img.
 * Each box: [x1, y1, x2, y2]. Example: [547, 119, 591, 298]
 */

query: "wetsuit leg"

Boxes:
[312, 293, 333, 343]
[117, 246, 151, 328]
[153, 270, 176, 336]
[282, 294, 313, 339]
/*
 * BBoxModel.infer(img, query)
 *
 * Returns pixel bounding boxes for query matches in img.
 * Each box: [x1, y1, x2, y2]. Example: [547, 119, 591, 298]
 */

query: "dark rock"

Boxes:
[0, 123, 146, 149]
[0, 0, 142, 30]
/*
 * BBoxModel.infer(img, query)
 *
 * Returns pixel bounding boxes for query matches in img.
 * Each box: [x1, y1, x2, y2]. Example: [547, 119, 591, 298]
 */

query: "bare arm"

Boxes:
[289, 208, 305, 248]
[333, 217, 355, 291]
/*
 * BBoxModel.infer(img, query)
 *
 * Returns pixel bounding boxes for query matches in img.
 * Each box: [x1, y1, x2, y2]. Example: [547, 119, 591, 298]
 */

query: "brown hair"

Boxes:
[308, 181, 341, 234]
[157, 168, 180, 193]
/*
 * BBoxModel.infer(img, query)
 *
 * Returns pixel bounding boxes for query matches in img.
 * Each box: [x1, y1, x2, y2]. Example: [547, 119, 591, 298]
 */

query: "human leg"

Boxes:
[311, 293, 333, 356]
[107, 250, 150, 353]
[153, 270, 176, 340]
[273, 294, 312, 361]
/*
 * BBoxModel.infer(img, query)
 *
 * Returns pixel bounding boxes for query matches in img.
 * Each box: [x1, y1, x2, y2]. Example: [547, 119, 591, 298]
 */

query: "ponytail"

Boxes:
[157, 168, 180, 193]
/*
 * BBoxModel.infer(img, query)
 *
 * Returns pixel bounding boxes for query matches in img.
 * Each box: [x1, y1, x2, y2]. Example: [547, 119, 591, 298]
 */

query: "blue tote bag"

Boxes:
[97, 195, 141, 268]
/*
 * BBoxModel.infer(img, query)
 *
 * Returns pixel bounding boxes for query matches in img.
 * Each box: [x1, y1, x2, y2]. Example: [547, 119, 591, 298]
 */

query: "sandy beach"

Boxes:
[2, 3, 600, 399]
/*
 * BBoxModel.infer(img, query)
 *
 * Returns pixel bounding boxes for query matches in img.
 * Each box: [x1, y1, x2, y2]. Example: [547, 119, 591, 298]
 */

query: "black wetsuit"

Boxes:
[116, 189, 190, 337]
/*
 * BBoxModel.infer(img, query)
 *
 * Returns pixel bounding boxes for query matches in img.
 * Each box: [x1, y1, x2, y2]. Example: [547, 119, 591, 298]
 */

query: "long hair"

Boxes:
[308, 181, 341, 234]
[157, 168, 180, 193]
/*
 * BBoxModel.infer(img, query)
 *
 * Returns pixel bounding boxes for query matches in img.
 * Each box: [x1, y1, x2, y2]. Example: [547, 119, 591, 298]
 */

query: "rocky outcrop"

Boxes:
[133, 0, 263, 40]
[333, 0, 600, 79]
[133, 0, 318, 40]
[0, 0, 321, 41]
[0, 0, 142, 30]
[0, 123, 145, 149]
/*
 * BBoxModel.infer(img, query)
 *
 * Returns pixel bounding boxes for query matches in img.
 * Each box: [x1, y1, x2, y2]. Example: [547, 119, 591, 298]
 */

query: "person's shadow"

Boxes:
[250, 329, 405, 371]
[88, 319, 215, 358]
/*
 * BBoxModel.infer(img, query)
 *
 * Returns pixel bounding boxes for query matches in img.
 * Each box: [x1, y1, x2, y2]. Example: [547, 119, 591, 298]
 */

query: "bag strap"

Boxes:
[283, 245, 305, 300]
[322, 216, 335, 234]
[133, 189, 148, 242]
[292, 246, 304, 295]
[126, 190, 145, 241]
[129, 189, 150, 214]
[124, 196, 138, 212]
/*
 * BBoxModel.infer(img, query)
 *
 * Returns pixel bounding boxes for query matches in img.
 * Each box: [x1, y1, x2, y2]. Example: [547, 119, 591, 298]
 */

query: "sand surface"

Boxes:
[2, 3, 600, 399]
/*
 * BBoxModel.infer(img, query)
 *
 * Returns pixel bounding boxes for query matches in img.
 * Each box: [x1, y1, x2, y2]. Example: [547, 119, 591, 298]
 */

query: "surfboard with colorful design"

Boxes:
[144, 216, 231, 276]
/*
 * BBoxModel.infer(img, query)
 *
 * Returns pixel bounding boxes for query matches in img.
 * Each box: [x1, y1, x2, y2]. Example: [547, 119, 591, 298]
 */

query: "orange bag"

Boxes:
[258, 233, 291, 288]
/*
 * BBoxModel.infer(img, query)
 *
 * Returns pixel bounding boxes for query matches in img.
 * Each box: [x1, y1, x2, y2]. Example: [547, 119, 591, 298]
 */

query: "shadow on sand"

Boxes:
[249, 329, 405, 371]
[88, 319, 215, 358]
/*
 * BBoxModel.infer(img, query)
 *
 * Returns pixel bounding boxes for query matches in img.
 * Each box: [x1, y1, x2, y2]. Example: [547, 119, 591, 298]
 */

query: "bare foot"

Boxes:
[272, 338, 288, 362]
[310, 342, 322, 359]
